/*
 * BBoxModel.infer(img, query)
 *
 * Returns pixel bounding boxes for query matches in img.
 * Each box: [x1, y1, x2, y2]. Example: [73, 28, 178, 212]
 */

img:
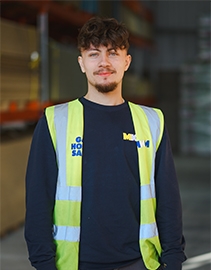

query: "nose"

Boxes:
[99, 53, 110, 67]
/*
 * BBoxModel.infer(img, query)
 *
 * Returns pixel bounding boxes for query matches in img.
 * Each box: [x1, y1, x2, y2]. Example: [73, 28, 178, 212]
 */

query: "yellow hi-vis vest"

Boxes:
[46, 99, 164, 270]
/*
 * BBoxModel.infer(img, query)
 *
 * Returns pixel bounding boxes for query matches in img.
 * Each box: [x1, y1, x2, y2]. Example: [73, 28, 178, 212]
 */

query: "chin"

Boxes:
[95, 82, 118, 93]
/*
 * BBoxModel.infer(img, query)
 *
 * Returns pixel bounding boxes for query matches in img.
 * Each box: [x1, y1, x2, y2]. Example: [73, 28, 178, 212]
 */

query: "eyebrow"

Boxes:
[87, 47, 117, 52]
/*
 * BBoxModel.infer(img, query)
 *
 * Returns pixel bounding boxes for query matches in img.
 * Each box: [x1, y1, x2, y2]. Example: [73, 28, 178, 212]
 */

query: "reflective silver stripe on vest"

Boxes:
[140, 184, 155, 200]
[55, 186, 82, 201]
[53, 225, 80, 242]
[140, 222, 159, 239]
[139, 105, 161, 199]
[54, 103, 82, 202]
[139, 105, 161, 151]
[54, 104, 68, 187]
[138, 106, 161, 239]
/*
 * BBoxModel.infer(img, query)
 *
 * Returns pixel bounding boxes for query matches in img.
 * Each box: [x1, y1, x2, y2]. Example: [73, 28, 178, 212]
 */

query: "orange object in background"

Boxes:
[0, 100, 54, 124]
[9, 101, 18, 112]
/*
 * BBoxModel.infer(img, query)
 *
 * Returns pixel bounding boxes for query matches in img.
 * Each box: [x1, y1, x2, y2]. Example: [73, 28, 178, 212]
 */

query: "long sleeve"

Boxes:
[155, 126, 186, 269]
[24, 114, 58, 270]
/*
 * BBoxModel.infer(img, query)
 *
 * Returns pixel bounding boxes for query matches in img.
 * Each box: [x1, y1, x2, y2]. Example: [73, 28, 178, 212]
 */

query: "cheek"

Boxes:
[118, 62, 128, 75]
[83, 61, 95, 73]
[84, 70, 95, 82]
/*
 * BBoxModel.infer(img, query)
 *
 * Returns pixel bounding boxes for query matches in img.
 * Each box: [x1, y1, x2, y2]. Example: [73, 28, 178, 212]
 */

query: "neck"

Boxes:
[84, 87, 124, 106]
[84, 93, 124, 106]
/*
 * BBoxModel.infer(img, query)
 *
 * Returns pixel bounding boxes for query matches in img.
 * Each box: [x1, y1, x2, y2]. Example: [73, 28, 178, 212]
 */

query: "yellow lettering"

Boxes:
[123, 133, 132, 141]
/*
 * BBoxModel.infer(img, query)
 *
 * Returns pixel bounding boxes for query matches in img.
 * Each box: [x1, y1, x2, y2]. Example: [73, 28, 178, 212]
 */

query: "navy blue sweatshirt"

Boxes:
[25, 97, 186, 270]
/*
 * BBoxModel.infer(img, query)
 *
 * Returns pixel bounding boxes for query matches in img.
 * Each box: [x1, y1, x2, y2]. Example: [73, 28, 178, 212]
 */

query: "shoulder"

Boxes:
[45, 99, 82, 119]
[128, 102, 164, 126]
[128, 102, 165, 149]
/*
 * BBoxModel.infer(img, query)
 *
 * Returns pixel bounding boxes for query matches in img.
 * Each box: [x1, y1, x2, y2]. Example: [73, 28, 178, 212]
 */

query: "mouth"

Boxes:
[94, 69, 116, 77]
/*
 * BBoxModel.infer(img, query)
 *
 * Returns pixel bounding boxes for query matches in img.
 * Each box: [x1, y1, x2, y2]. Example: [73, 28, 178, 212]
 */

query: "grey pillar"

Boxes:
[38, 12, 49, 102]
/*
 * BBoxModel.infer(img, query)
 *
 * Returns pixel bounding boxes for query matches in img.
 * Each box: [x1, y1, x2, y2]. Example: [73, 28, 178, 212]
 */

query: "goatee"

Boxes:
[95, 82, 118, 93]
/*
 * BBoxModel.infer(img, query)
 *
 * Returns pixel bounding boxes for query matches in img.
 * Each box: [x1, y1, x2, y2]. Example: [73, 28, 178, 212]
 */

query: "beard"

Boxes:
[94, 82, 118, 93]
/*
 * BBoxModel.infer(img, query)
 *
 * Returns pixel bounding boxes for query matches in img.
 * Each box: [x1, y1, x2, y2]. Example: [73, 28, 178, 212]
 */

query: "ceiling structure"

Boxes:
[1, 0, 94, 45]
[1, 0, 154, 48]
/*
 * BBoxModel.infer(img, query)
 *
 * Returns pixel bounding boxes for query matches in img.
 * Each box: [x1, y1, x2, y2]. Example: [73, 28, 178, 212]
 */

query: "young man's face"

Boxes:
[78, 44, 131, 93]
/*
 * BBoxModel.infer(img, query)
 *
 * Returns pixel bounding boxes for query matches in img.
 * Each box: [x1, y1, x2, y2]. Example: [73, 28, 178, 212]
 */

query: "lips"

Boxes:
[94, 69, 116, 76]
[98, 72, 112, 76]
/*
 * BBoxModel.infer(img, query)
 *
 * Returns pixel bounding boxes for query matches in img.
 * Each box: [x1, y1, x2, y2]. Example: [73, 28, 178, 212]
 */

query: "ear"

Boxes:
[124, 54, 132, 71]
[78, 56, 85, 73]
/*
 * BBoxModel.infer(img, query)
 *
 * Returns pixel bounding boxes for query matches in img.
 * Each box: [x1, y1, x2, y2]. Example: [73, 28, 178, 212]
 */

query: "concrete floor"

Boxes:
[1, 154, 210, 270]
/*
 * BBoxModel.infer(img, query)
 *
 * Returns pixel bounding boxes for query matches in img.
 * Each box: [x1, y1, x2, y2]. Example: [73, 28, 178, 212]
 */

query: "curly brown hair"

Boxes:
[77, 17, 130, 52]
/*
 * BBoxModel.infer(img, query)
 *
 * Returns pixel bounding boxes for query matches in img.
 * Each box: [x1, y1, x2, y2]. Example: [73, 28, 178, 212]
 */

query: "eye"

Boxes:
[109, 49, 119, 57]
[109, 51, 118, 56]
[89, 52, 98, 58]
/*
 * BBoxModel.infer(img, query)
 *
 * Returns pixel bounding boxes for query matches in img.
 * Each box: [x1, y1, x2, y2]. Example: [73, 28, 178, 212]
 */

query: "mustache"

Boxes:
[93, 69, 116, 75]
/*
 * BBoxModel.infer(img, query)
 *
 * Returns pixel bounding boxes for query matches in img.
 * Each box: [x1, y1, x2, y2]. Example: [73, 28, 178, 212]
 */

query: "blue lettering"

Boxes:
[71, 137, 83, 156]
[72, 150, 77, 156]
[71, 143, 77, 150]
[136, 141, 141, 148]
[76, 150, 82, 156]
[77, 143, 82, 149]
[76, 136, 82, 143]
[72, 149, 82, 156]
[145, 140, 150, 148]
[136, 140, 150, 148]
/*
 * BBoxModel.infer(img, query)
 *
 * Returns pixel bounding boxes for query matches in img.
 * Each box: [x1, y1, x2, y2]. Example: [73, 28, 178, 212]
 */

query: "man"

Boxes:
[25, 17, 186, 270]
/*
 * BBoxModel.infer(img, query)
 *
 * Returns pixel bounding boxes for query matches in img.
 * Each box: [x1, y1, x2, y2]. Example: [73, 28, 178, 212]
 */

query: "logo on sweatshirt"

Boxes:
[71, 136, 83, 156]
[123, 133, 150, 148]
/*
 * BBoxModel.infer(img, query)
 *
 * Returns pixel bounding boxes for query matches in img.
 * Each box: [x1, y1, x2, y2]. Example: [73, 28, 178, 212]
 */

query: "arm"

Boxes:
[24, 114, 58, 270]
[155, 126, 186, 269]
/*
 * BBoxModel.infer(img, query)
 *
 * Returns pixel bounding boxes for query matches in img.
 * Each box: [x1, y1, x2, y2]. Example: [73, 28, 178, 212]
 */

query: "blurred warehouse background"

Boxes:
[0, 0, 210, 269]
